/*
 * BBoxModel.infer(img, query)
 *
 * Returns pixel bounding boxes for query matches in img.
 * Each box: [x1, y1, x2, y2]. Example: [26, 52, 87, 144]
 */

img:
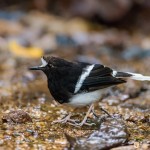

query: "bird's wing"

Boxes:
[79, 64, 126, 92]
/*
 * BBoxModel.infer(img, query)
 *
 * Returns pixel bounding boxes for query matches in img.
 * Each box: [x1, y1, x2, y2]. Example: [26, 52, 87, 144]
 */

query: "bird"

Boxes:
[29, 56, 150, 126]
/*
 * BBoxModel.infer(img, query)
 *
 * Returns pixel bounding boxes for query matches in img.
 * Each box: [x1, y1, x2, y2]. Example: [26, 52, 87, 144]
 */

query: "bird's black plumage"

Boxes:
[30, 56, 126, 104]
[41, 57, 85, 103]
[80, 64, 126, 92]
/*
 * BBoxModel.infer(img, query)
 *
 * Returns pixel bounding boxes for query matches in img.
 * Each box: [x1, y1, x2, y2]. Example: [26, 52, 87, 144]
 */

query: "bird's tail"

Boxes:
[113, 71, 150, 81]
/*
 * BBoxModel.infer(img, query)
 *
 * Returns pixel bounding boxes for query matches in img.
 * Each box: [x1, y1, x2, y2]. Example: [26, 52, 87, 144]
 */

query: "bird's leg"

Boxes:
[52, 113, 71, 124]
[52, 113, 75, 124]
[52, 112, 79, 124]
[100, 107, 111, 117]
[91, 106, 99, 118]
[72, 103, 95, 127]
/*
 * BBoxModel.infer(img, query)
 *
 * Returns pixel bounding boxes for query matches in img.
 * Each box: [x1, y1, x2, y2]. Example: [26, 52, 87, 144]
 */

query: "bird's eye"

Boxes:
[48, 64, 54, 68]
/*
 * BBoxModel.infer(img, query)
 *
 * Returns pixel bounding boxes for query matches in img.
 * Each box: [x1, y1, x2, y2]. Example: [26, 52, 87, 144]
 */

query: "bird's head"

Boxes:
[29, 56, 56, 73]
[29, 56, 71, 74]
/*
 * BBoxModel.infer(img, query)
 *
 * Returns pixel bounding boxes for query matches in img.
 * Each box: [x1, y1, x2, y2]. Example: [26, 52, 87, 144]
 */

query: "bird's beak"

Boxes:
[29, 66, 44, 70]
[29, 57, 48, 71]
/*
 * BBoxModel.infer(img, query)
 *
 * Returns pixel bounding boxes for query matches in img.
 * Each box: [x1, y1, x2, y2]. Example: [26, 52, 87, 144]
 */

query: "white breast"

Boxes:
[68, 89, 103, 107]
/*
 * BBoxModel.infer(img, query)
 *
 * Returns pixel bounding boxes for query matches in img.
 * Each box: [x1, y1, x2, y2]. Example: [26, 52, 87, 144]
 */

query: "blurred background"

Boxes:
[0, 0, 150, 61]
[0, 0, 150, 149]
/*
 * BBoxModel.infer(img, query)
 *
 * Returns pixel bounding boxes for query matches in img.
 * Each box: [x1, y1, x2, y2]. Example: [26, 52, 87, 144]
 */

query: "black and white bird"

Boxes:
[29, 56, 150, 126]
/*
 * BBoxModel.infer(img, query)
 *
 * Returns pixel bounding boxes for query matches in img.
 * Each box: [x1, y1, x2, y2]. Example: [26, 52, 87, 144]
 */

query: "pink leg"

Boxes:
[69, 104, 95, 127]
[52, 113, 77, 124]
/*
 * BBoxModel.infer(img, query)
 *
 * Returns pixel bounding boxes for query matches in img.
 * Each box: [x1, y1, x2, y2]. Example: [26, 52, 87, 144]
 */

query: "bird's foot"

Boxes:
[52, 104, 98, 127]
[52, 114, 71, 124]
[68, 120, 95, 127]
[68, 104, 95, 127]
[52, 114, 78, 124]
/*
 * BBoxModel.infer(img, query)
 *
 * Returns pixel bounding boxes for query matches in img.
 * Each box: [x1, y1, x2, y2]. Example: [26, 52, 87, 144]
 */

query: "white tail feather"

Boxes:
[127, 72, 150, 81]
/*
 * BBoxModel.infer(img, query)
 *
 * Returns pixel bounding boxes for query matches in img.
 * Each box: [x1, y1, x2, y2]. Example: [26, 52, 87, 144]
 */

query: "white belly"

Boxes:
[68, 89, 103, 107]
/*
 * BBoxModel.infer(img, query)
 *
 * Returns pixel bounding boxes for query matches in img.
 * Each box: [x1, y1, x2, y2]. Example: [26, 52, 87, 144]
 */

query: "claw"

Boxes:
[68, 104, 95, 127]
[52, 103, 107, 127]
[52, 114, 72, 124]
